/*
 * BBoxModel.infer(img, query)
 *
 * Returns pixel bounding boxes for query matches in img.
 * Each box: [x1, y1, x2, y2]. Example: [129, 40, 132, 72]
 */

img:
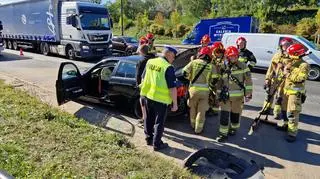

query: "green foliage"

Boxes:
[180, 0, 211, 18]
[149, 24, 165, 36]
[316, 9, 320, 27]
[142, 10, 149, 31]
[259, 21, 276, 33]
[135, 13, 144, 31]
[275, 24, 297, 35]
[296, 17, 318, 40]
[176, 24, 191, 38]
[154, 12, 165, 25]
[170, 10, 181, 38]
[0, 81, 196, 178]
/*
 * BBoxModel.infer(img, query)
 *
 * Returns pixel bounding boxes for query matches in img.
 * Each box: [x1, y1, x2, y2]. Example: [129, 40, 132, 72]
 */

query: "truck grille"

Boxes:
[88, 34, 109, 42]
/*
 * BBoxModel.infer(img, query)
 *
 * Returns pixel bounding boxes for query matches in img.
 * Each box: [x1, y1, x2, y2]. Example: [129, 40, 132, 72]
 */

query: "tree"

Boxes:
[142, 10, 149, 31]
[136, 13, 144, 31]
[170, 10, 181, 37]
[180, 0, 211, 18]
[154, 12, 165, 25]
[296, 18, 318, 40]
[316, 8, 320, 27]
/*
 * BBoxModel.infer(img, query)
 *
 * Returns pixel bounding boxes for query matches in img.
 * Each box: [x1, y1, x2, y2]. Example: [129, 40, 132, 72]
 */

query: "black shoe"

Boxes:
[286, 135, 296, 143]
[216, 135, 228, 142]
[228, 129, 236, 136]
[146, 139, 153, 146]
[154, 141, 169, 151]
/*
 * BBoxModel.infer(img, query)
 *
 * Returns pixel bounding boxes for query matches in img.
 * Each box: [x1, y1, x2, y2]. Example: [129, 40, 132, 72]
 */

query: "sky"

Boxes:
[0, 0, 112, 5]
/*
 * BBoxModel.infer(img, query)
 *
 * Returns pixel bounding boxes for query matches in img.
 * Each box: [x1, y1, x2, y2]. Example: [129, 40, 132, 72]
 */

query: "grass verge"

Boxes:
[0, 80, 195, 178]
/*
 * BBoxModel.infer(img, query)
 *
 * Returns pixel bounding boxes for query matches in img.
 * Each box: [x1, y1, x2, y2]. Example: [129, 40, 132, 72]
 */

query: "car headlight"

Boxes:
[109, 44, 113, 48]
[82, 45, 90, 50]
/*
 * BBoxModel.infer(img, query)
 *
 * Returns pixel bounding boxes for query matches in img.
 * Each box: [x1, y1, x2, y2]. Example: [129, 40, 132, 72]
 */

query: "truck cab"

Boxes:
[0, 21, 3, 53]
[59, 1, 113, 59]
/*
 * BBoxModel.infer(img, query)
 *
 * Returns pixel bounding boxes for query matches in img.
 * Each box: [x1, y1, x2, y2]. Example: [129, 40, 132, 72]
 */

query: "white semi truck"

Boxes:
[0, 0, 113, 60]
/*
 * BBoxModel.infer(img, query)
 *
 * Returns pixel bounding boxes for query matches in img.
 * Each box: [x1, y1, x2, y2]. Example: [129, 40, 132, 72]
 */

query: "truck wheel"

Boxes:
[66, 46, 75, 60]
[41, 42, 49, 56]
[7, 40, 13, 49]
[308, 65, 320, 81]
[13, 41, 18, 50]
[3, 40, 7, 49]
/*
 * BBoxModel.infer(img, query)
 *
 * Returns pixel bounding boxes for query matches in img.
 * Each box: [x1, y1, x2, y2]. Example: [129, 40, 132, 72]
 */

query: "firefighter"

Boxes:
[262, 38, 293, 120]
[281, 44, 309, 142]
[208, 42, 225, 116]
[146, 33, 157, 54]
[216, 46, 253, 142]
[140, 45, 178, 151]
[139, 36, 148, 46]
[236, 37, 257, 70]
[200, 34, 211, 47]
[183, 46, 219, 134]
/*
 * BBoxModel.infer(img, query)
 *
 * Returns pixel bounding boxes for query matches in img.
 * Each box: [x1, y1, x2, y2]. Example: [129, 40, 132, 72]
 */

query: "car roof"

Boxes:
[224, 33, 298, 39]
[99, 55, 143, 64]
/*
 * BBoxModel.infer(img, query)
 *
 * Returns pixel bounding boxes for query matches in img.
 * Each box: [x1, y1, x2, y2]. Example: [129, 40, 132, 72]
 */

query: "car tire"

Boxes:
[133, 98, 142, 119]
[13, 41, 18, 50]
[40, 42, 50, 56]
[66, 45, 75, 60]
[125, 48, 134, 56]
[3, 40, 7, 49]
[308, 65, 320, 81]
[7, 40, 13, 49]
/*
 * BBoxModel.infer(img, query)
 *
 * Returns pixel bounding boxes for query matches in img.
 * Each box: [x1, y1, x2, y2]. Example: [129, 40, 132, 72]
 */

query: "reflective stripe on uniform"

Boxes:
[245, 85, 253, 90]
[284, 87, 305, 95]
[231, 122, 240, 129]
[229, 90, 244, 97]
[219, 125, 229, 136]
[190, 83, 210, 91]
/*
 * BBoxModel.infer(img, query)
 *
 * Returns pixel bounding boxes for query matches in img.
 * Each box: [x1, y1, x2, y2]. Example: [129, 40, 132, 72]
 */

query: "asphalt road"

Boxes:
[0, 49, 319, 179]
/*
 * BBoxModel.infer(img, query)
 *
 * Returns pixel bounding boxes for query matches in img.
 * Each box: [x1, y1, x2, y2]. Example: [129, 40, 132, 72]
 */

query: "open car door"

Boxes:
[56, 62, 86, 105]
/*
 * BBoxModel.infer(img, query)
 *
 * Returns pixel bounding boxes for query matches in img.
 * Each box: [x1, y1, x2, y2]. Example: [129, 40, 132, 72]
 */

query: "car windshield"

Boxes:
[80, 13, 110, 30]
[123, 37, 138, 43]
[297, 36, 319, 51]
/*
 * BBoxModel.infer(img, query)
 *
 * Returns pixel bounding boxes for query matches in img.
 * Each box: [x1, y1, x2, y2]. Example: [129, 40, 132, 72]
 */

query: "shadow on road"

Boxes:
[245, 104, 320, 127]
[0, 51, 32, 61]
[165, 110, 320, 168]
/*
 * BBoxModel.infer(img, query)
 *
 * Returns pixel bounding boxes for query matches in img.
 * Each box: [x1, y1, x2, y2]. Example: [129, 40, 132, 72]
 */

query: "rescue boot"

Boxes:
[216, 135, 228, 142]
[286, 135, 296, 143]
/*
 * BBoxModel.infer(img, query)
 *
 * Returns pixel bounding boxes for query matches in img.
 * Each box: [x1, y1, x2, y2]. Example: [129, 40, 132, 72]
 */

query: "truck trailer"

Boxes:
[0, 0, 113, 60]
[182, 16, 259, 45]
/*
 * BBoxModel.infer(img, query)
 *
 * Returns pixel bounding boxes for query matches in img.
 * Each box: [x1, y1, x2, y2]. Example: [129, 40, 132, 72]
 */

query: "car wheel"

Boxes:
[41, 42, 50, 56]
[13, 41, 18, 50]
[133, 98, 142, 119]
[3, 40, 7, 49]
[7, 40, 13, 49]
[308, 65, 320, 81]
[126, 49, 134, 56]
[66, 46, 75, 60]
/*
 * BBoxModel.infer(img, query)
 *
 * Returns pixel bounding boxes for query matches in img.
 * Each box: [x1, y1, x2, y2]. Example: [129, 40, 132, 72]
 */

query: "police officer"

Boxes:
[136, 44, 156, 126]
[216, 46, 253, 142]
[282, 44, 310, 142]
[140, 45, 178, 151]
[146, 33, 157, 55]
[183, 46, 219, 134]
[236, 37, 257, 70]
[262, 38, 293, 122]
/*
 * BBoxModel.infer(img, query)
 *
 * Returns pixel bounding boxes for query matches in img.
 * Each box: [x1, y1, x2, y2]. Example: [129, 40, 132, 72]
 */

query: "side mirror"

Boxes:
[0, 21, 3, 31]
[66, 15, 77, 28]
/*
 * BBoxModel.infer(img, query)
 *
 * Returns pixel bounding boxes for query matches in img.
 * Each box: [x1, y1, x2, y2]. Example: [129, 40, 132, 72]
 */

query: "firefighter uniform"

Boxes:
[183, 56, 219, 134]
[217, 61, 253, 140]
[238, 49, 257, 70]
[282, 57, 309, 141]
[209, 56, 223, 114]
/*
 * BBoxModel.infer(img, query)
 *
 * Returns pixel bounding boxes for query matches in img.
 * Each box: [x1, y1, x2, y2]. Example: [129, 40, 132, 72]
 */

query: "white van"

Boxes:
[221, 33, 320, 81]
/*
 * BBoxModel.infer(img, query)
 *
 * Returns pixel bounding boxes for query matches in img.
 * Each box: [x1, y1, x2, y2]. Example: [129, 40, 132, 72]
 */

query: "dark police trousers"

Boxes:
[144, 98, 168, 146]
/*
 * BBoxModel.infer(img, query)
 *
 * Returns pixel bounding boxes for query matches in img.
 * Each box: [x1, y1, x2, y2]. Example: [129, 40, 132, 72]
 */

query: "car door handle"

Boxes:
[267, 50, 273, 54]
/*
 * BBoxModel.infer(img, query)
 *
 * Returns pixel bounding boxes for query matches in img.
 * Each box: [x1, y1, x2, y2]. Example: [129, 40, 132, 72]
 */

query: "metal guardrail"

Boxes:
[154, 44, 199, 50]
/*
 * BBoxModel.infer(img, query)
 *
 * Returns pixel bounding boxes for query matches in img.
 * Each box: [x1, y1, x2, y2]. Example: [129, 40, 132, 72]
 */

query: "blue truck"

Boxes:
[0, 0, 113, 60]
[182, 16, 259, 45]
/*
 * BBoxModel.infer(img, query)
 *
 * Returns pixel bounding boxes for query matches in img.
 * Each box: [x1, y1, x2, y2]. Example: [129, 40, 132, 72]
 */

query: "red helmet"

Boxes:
[236, 37, 246, 46]
[201, 34, 211, 44]
[280, 38, 293, 47]
[198, 46, 212, 57]
[286, 44, 306, 57]
[225, 46, 239, 59]
[146, 33, 154, 40]
[211, 42, 225, 55]
[139, 36, 148, 45]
